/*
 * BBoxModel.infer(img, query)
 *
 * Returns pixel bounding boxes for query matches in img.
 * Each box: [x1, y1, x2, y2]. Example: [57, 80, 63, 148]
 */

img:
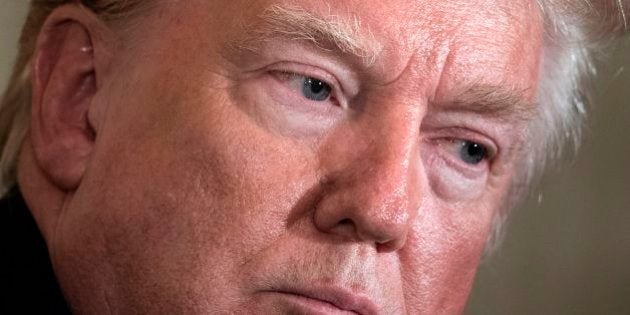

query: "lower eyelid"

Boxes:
[422, 148, 489, 201]
[424, 140, 490, 177]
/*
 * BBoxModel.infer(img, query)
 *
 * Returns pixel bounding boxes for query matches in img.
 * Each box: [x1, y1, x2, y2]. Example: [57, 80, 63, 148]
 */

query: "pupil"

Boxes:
[461, 141, 487, 165]
[302, 78, 331, 101]
[309, 79, 324, 94]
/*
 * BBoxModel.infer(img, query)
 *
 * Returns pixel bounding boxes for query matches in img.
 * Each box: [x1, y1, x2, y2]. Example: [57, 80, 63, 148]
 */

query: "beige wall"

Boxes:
[1, 3, 628, 314]
[0, 2, 28, 90]
[466, 38, 630, 314]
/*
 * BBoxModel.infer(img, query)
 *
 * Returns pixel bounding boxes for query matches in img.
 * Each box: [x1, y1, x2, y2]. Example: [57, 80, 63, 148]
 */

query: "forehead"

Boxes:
[301, 0, 543, 95]
[140, 0, 543, 98]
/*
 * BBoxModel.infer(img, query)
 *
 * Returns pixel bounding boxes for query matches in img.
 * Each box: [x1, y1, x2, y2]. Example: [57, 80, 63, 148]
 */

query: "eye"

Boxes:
[422, 133, 497, 201]
[457, 140, 489, 165]
[302, 77, 332, 101]
[271, 70, 337, 104]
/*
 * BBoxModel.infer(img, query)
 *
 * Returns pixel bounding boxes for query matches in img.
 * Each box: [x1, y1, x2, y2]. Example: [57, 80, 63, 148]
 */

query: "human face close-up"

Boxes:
[37, 0, 543, 313]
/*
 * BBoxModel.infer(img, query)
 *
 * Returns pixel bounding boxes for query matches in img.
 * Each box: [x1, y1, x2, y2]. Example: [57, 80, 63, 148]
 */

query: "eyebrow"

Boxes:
[231, 4, 383, 66]
[230, 6, 537, 123]
[435, 84, 538, 123]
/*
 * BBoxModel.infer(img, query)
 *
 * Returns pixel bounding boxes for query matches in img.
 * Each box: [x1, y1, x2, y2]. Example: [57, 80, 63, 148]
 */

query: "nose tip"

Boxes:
[357, 203, 413, 252]
[312, 160, 420, 253]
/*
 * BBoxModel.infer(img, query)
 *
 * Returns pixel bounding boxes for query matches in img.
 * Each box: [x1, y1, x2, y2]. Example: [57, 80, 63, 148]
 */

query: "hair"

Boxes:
[524, 0, 628, 191]
[0, 1, 628, 247]
[486, 0, 629, 251]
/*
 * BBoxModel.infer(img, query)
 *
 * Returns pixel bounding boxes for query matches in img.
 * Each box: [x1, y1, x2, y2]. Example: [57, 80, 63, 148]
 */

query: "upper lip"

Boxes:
[270, 284, 379, 315]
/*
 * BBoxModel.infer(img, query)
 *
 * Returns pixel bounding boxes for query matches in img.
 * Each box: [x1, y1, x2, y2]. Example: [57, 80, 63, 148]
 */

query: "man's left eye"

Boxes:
[457, 140, 489, 165]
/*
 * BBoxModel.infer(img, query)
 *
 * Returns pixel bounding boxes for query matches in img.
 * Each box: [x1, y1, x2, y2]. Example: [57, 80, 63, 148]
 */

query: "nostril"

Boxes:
[338, 218, 353, 226]
[376, 236, 406, 253]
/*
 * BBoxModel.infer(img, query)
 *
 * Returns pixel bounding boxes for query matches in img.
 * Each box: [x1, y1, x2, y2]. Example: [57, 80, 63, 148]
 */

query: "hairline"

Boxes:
[232, 3, 383, 66]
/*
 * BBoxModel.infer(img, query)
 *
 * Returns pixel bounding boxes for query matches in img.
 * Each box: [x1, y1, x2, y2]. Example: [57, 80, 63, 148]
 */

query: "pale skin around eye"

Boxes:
[276, 70, 493, 168]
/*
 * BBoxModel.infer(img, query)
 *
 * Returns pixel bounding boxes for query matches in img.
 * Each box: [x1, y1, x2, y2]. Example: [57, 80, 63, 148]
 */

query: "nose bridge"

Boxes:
[355, 104, 420, 206]
[356, 98, 422, 224]
[315, 93, 423, 251]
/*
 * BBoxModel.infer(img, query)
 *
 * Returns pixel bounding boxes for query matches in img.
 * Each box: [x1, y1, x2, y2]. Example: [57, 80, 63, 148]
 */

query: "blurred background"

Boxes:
[465, 37, 630, 314]
[1, 2, 628, 314]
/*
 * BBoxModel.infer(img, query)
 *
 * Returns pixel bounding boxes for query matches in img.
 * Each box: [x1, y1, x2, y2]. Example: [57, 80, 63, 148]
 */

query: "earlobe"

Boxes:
[30, 7, 104, 191]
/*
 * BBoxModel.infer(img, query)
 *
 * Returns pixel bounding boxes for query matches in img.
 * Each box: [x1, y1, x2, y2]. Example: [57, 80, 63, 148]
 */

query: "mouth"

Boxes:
[262, 286, 378, 315]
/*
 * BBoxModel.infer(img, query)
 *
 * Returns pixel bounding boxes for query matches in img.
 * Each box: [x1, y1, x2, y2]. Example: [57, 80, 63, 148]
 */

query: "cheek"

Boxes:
[400, 197, 495, 313]
[54, 76, 321, 311]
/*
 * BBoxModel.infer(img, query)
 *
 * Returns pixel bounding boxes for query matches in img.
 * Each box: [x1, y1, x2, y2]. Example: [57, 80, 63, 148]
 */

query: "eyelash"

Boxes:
[428, 135, 497, 174]
[274, 72, 335, 99]
[267, 64, 345, 106]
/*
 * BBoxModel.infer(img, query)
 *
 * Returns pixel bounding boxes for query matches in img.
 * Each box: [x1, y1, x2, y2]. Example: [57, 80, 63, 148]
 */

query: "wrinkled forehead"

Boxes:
[226, 0, 543, 95]
[337, 0, 542, 91]
[315, 0, 541, 50]
[143, 0, 543, 102]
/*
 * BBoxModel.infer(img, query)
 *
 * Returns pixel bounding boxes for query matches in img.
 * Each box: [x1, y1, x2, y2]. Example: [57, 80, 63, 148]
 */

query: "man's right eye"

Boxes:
[458, 140, 489, 165]
[302, 77, 332, 101]
[272, 71, 337, 104]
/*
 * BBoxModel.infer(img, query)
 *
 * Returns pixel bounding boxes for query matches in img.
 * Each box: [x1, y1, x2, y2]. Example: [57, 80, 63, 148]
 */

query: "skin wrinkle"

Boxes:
[0, 0, 613, 199]
[234, 3, 538, 126]
[233, 4, 384, 67]
[437, 83, 539, 124]
[12, 0, 558, 314]
[237, 3, 536, 230]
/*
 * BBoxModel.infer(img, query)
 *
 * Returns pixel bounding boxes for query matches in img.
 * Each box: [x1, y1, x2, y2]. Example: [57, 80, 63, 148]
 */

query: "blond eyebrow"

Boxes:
[436, 84, 539, 123]
[232, 4, 383, 65]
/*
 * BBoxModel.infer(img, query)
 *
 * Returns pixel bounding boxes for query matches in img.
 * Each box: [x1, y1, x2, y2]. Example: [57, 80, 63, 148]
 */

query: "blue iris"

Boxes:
[302, 77, 331, 101]
[460, 141, 488, 165]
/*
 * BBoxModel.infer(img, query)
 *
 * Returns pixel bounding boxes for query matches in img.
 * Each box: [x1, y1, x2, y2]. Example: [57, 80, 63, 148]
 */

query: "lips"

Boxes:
[265, 284, 379, 315]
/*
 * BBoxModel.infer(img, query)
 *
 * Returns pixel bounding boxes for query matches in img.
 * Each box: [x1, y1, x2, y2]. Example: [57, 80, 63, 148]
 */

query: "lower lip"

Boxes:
[264, 291, 359, 315]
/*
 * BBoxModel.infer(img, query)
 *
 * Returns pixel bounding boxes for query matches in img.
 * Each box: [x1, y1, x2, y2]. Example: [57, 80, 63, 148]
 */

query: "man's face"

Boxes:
[51, 0, 541, 313]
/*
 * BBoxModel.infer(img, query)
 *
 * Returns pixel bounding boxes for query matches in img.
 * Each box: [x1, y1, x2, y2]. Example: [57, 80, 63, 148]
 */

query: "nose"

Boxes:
[313, 102, 423, 253]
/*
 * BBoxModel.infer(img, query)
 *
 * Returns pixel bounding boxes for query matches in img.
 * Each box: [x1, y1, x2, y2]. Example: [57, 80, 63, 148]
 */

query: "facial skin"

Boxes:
[19, 0, 542, 314]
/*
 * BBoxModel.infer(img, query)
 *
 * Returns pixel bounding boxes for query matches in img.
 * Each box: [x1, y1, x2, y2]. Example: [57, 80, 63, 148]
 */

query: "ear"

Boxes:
[30, 5, 113, 191]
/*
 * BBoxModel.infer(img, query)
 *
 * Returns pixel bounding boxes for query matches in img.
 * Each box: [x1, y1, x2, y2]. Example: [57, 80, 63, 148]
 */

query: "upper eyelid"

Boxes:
[424, 127, 499, 158]
[272, 70, 338, 96]
[433, 139, 493, 164]
[268, 67, 349, 108]
[265, 62, 351, 96]
[275, 71, 333, 88]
